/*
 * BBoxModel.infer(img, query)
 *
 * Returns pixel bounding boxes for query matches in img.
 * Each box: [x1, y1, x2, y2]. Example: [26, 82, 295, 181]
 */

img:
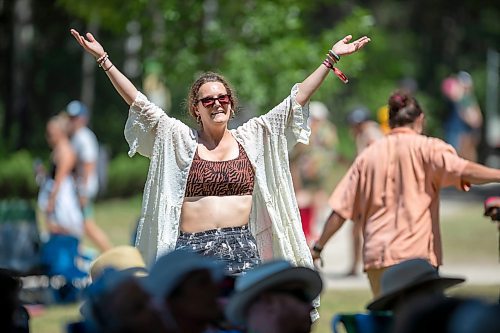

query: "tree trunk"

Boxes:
[80, 19, 99, 119]
[11, 0, 33, 150]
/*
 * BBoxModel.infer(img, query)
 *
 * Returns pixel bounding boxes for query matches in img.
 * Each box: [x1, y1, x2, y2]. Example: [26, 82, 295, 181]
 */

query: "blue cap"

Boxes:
[142, 249, 225, 298]
[66, 100, 88, 118]
[347, 107, 370, 125]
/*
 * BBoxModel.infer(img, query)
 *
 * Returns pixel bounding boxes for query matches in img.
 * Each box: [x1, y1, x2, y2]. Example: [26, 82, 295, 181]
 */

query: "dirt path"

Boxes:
[314, 196, 500, 290]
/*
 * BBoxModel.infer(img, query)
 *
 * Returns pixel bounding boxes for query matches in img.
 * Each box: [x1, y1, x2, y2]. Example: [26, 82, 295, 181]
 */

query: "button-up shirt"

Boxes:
[329, 127, 469, 270]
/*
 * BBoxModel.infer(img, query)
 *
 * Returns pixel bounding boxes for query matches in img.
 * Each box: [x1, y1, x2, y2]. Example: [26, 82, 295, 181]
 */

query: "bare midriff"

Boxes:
[180, 195, 253, 233]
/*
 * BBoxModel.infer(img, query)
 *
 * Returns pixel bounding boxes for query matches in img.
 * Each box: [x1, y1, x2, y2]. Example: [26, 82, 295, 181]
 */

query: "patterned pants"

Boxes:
[175, 225, 261, 276]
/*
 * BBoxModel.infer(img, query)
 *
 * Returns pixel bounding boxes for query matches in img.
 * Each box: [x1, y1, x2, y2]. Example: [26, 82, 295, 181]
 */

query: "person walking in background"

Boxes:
[38, 114, 86, 280]
[347, 106, 383, 156]
[290, 101, 339, 244]
[344, 106, 384, 276]
[66, 101, 112, 252]
[443, 72, 483, 162]
[483, 196, 500, 267]
[484, 196, 500, 224]
[456, 71, 483, 162]
[69, 28, 370, 274]
[310, 90, 500, 296]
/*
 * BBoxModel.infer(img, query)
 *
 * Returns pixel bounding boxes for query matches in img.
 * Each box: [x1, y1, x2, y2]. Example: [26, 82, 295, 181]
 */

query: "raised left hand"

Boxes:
[331, 35, 371, 57]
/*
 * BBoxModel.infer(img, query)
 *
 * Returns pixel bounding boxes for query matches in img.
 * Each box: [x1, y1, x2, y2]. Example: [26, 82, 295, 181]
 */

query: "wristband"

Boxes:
[322, 59, 349, 84]
[333, 67, 349, 84]
[328, 50, 340, 62]
[103, 63, 114, 72]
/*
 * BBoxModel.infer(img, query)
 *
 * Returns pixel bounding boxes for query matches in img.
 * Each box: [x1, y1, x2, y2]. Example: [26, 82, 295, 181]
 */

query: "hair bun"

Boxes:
[389, 92, 409, 111]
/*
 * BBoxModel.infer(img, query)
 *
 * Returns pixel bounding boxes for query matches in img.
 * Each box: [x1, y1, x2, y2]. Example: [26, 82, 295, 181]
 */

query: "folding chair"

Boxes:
[331, 312, 393, 333]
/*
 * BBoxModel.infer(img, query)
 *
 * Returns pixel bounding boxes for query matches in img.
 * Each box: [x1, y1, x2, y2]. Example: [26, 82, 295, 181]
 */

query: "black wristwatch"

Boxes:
[312, 243, 323, 254]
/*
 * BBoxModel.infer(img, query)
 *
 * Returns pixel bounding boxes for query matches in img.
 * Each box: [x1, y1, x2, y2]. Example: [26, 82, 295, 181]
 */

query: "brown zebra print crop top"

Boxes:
[184, 143, 255, 197]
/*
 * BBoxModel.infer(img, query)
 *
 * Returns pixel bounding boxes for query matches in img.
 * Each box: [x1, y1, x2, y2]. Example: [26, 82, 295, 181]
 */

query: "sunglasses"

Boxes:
[198, 94, 231, 108]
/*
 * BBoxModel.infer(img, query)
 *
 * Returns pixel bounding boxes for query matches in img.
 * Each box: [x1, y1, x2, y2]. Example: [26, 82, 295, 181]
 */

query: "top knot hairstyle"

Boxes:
[187, 72, 238, 121]
[388, 90, 423, 128]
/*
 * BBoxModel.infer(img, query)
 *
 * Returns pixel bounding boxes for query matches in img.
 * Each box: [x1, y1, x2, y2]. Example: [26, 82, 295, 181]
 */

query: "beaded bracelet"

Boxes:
[328, 49, 340, 62]
[322, 59, 333, 69]
[96, 52, 108, 65]
[326, 53, 337, 66]
[98, 54, 109, 68]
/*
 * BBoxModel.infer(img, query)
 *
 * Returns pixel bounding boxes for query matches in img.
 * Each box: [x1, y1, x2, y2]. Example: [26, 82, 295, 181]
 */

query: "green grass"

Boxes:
[440, 200, 499, 264]
[30, 196, 500, 333]
[31, 304, 80, 333]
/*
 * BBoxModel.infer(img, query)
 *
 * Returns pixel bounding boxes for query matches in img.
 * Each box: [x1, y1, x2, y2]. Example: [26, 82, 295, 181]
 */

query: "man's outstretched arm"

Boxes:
[461, 161, 500, 185]
[310, 211, 347, 262]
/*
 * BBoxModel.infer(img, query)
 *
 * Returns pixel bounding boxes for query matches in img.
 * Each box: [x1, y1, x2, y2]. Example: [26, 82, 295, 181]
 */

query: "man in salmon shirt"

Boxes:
[310, 90, 500, 296]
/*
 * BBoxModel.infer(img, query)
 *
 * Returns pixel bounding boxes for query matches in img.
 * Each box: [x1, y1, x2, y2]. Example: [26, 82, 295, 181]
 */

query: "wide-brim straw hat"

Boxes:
[225, 260, 323, 326]
[90, 245, 147, 281]
[366, 258, 465, 311]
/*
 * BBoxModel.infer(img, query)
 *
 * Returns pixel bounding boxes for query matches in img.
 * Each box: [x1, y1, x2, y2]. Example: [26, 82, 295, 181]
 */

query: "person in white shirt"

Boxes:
[67, 100, 112, 252]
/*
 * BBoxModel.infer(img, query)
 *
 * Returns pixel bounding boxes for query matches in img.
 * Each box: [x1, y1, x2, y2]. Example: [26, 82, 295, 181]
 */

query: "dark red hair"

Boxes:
[388, 90, 423, 128]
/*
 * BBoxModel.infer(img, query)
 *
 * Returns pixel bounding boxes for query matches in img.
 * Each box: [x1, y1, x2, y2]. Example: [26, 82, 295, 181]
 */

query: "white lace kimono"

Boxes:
[124, 84, 314, 270]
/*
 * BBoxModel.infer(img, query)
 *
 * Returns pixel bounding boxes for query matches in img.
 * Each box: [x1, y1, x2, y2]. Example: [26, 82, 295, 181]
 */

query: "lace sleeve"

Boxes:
[124, 91, 167, 158]
[258, 84, 311, 145]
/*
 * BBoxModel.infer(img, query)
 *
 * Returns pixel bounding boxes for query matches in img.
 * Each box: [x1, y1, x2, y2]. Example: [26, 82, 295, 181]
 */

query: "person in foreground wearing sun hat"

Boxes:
[81, 268, 177, 333]
[143, 249, 226, 333]
[89, 245, 148, 281]
[225, 260, 323, 333]
[76, 246, 161, 332]
[366, 258, 465, 314]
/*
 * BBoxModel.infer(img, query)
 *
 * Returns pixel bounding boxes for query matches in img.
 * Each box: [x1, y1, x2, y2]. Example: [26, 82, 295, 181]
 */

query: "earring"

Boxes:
[231, 109, 235, 119]
[196, 114, 201, 124]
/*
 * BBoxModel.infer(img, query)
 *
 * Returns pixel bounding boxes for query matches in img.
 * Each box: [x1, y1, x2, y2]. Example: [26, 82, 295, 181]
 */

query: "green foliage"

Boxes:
[3, 0, 500, 168]
[0, 151, 38, 199]
[105, 153, 149, 198]
[56, 0, 148, 32]
[0, 150, 149, 200]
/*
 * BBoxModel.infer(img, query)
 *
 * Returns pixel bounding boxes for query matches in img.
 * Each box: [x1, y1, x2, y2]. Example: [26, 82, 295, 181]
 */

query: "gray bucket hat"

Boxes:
[366, 258, 465, 311]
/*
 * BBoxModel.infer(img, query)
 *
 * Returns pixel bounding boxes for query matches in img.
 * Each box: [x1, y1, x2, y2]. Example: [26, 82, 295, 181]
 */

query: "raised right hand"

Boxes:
[70, 29, 105, 59]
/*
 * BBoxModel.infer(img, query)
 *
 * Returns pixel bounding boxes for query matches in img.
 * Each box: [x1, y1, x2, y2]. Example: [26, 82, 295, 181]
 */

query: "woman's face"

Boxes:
[195, 82, 232, 127]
